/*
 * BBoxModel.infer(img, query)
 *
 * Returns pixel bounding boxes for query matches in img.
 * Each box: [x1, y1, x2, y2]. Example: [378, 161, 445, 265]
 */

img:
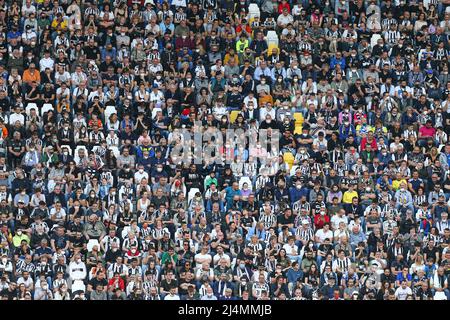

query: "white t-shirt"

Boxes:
[283, 243, 299, 256]
[394, 286, 412, 300]
[315, 229, 333, 243]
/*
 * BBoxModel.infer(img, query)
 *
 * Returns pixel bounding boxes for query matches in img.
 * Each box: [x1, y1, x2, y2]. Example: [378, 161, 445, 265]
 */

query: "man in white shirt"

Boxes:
[283, 236, 302, 264]
[68, 253, 87, 286]
[213, 245, 231, 266]
[394, 280, 412, 300]
[71, 65, 87, 87]
[164, 287, 180, 300]
[39, 50, 54, 72]
[55, 66, 71, 86]
[331, 209, 348, 230]
[315, 223, 333, 244]
[134, 165, 149, 184]
[200, 287, 217, 300]
[277, 8, 293, 28]
[8, 106, 25, 126]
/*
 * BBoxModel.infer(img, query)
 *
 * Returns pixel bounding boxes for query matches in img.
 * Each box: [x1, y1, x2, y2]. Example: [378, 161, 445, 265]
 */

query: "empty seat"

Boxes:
[293, 112, 304, 125]
[188, 187, 200, 204]
[60, 145, 73, 156]
[248, 3, 260, 19]
[230, 110, 240, 123]
[104, 105, 117, 120]
[41, 103, 54, 116]
[370, 33, 382, 48]
[283, 151, 295, 170]
[239, 176, 253, 191]
[109, 146, 120, 158]
[86, 239, 100, 252]
[74, 145, 88, 163]
[71, 280, 86, 293]
[26, 103, 38, 116]
[294, 124, 303, 135]
[266, 30, 279, 53]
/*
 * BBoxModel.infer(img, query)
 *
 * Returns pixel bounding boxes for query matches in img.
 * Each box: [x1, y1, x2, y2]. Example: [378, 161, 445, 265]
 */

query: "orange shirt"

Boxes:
[0, 125, 7, 139]
[22, 69, 41, 84]
[259, 94, 273, 107]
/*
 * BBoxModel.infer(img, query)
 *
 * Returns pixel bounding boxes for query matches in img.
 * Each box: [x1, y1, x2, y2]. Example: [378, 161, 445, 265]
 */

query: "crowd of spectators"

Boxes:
[0, 0, 449, 301]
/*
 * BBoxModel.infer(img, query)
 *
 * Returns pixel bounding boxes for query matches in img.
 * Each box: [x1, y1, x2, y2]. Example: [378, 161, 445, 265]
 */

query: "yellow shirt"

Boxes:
[51, 18, 68, 31]
[12, 234, 30, 247]
[343, 191, 358, 204]
[392, 179, 407, 191]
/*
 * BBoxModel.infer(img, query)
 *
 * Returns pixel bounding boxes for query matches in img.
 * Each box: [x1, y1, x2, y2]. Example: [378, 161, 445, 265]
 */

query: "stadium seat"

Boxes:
[290, 164, 299, 176]
[60, 145, 72, 156]
[25, 103, 38, 116]
[266, 30, 279, 54]
[293, 112, 304, 125]
[41, 103, 54, 116]
[239, 176, 253, 191]
[109, 146, 120, 158]
[71, 280, 86, 293]
[86, 239, 100, 252]
[104, 105, 117, 120]
[294, 124, 303, 135]
[188, 188, 201, 204]
[248, 4, 260, 20]
[283, 151, 295, 170]
[74, 145, 88, 163]
[230, 110, 240, 123]
[370, 33, 382, 48]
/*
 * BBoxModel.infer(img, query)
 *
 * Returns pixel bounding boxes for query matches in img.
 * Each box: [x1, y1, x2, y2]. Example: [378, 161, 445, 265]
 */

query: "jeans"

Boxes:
[316, 255, 325, 267]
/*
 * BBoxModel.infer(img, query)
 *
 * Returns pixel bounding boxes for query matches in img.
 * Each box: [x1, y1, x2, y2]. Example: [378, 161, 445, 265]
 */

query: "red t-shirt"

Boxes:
[419, 125, 436, 137]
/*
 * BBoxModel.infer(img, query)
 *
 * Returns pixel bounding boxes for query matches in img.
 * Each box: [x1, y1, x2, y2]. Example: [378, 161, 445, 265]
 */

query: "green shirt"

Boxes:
[161, 252, 178, 265]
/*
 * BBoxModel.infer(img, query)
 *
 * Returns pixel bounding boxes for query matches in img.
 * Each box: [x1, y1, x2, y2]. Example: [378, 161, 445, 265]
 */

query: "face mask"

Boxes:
[400, 188, 405, 192]
[296, 185, 301, 190]
[239, 263, 245, 269]
[320, 211, 325, 216]
[63, 151, 68, 156]
[157, 168, 163, 172]
[42, 285, 48, 290]
[139, 169, 144, 173]
[76, 258, 81, 263]
[17, 231, 22, 236]
[1, 258, 7, 264]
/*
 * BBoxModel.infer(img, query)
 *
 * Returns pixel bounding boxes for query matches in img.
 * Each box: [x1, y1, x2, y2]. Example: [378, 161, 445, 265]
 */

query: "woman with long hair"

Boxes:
[277, 248, 291, 269]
